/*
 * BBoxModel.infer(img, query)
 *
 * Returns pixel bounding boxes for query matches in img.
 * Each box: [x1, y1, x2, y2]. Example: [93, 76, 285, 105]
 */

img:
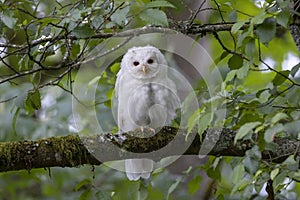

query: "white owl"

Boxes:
[115, 45, 178, 181]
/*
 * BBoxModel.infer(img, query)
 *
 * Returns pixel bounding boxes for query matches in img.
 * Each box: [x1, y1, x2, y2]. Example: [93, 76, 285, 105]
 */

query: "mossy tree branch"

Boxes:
[0, 127, 299, 173]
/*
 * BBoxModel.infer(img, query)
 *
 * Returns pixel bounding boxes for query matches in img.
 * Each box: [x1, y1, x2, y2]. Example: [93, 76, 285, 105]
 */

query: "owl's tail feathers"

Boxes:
[125, 159, 153, 181]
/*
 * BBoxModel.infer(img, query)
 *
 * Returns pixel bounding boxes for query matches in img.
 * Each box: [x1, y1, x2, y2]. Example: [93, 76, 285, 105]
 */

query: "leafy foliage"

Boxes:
[0, 0, 300, 199]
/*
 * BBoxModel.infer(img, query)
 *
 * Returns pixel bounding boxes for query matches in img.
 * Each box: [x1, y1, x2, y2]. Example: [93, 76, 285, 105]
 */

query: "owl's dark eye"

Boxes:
[133, 61, 139, 66]
[147, 59, 154, 64]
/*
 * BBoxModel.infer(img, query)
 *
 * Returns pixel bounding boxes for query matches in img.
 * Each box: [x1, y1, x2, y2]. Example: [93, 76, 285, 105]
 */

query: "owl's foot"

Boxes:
[140, 126, 155, 133]
[149, 127, 155, 133]
[139, 126, 156, 137]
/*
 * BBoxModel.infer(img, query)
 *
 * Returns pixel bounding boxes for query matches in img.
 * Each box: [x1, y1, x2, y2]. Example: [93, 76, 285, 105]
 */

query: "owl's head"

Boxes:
[121, 45, 168, 79]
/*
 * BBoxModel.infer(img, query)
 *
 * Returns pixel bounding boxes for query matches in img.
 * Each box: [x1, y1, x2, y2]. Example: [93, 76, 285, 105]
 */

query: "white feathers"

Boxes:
[115, 45, 178, 181]
[125, 158, 153, 181]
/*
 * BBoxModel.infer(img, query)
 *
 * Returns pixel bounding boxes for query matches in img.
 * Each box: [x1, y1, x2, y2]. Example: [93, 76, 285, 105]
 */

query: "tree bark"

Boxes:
[0, 127, 299, 173]
[290, 0, 300, 51]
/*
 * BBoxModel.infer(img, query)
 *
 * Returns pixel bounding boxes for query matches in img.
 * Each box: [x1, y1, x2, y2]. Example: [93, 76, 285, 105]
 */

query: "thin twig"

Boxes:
[212, 0, 237, 49]
[188, 0, 207, 27]
[0, 96, 17, 104]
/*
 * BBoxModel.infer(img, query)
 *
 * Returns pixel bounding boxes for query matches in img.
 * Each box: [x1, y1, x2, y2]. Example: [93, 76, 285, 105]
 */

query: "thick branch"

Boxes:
[0, 127, 299, 173]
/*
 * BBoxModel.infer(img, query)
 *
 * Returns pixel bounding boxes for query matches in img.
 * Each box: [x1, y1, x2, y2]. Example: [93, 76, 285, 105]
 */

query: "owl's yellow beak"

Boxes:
[142, 65, 147, 75]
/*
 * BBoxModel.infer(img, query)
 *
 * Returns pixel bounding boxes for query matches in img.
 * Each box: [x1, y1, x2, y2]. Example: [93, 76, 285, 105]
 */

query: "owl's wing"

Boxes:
[166, 78, 179, 123]
[115, 69, 123, 98]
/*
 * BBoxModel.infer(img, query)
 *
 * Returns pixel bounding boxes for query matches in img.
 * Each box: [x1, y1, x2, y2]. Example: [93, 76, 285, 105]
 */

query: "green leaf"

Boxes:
[272, 70, 289, 86]
[224, 70, 237, 82]
[15, 92, 27, 109]
[234, 122, 261, 144]
[79, 189, 92, 200]
[187, 109, 201, 134]
[237, 31, 248, 48]
[245, 38, 256, 60]
[139, 9, 168, 26]
[270, 168, 279, 180]
[244, 158, 260, 175]
[237, 64, 249, 79]
[290, 110, 300, 120]
[167, 177, 183, 200]
[207, 168, 221, 180]
[104, 100, 112, 108]
[12, 107, 20, 138]
[72, 25, 94, 38]
[70, 43, 81, 59]
[276, 9, 290, 28]
[110, 63, 120, 74]
[246, 145, 261, 159]
[220, 51, 229, 61]
[229, 10, 237, 22]
[87, 75, 101, 89]
[290, 63, 300, 77]
[271, 112, 289, 125]
[69, 9, 82, 21]
[254, 17, 276, 46]
[95, 191, 113, 200]
[75, 179, 92, 191]
[91, 15, 104, 29]
[2, 10, 17, 29]
[188, 176, 202, 195]
[257, 89, 271, 103]
[215, 51, 229, 64]
[284, 120, 300, 138]
[283, 155, 298, 171]
[106, 88, 114, 99]
[251, 10, 266, 25]
[146, 184, 163, 200]
[146, 1, 176, 8]
[228, 55, 243, 70]
[273, 170, 288, 191]
[110, 6, 130, 26]
[232, 181, 250, 194]
[264, 123, 284, 143]
[25, 90, 41, 112]
[243, 156, 260, 175]
[198, 112, 213, 141]
[212, 157, 221, 170]
[231, 21, 246, 34]
[232, 163, 245, 183]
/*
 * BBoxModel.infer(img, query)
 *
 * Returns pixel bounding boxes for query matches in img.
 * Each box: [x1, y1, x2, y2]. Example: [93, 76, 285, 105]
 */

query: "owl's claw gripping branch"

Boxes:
[139, 126, 156, 135]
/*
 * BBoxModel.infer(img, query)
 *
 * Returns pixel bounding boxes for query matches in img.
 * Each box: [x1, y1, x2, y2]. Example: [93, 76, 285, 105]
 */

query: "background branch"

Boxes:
[290, 0, 300, 51]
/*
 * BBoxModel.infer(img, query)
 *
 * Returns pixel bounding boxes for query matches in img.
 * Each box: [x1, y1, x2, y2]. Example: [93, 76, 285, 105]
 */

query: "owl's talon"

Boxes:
[149, 127, 155, 133]
[140, 126, 155, 135]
